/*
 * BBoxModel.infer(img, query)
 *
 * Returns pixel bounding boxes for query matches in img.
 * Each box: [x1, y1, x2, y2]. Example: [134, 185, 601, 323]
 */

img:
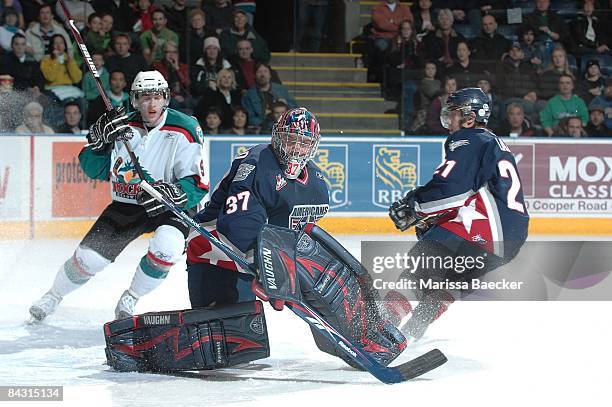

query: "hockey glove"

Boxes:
[136, 182, 187, 217]
[87, 106, 132, 152]
[389, 188, 423, 231]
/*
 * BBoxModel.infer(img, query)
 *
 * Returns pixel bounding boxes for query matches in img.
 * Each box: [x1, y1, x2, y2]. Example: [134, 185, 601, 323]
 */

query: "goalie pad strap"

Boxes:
[104, 300, 269, 372]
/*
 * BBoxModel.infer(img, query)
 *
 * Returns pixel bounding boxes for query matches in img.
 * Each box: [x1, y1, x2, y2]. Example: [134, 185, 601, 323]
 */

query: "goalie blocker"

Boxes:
[104, 301, 269, 372]
[257, 223, 407, 369]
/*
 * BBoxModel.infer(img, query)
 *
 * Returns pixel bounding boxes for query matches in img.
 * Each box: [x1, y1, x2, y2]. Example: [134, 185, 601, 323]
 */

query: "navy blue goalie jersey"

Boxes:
[187, 144, 330, 271]
[414, 128, 529, 259]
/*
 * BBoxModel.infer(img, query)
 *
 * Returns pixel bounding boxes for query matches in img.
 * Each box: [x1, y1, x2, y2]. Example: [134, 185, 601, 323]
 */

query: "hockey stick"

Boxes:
[139, 180, 447, 384]
[57, 0, 148, 181]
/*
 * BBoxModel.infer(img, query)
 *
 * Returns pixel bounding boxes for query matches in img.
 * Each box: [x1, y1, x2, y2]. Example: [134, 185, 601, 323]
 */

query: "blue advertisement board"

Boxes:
[207, 136, 445, 212]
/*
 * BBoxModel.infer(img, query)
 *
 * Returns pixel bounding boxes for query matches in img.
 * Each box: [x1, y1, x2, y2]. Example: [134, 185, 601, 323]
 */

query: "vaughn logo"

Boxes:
[261, 247, 277, 290]
[249, 315, 265, 335]
[142, 314, 171, 325]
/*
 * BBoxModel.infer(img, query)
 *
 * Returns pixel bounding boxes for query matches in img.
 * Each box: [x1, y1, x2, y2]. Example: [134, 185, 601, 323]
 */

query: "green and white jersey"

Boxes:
[79, 108, 208, 209]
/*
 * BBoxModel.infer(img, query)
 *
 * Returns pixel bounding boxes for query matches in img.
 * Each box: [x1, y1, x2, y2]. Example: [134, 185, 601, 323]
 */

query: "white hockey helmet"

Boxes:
[130, 70, 170, 110]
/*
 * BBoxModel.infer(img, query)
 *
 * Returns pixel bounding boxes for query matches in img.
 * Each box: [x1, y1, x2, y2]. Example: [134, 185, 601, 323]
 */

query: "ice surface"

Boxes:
[1, 236, 611, 407]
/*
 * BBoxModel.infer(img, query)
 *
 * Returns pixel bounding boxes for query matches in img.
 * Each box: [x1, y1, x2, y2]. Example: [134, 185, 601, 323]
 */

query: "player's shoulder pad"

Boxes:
[127, 111, 144, 128]
[230, 144, 272, 183]
[307, 160, 328, 183]
[162, 108, 204, 144]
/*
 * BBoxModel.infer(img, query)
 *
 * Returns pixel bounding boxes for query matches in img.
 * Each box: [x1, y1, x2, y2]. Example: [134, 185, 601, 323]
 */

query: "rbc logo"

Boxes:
[313, 145, 348, 209]
[372, 145, 419, 208]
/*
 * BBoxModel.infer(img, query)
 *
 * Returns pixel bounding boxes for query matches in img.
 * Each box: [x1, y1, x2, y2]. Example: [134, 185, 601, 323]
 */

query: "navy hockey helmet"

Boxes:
[440, 87, 491, 129]
[272, 107, 321, 180]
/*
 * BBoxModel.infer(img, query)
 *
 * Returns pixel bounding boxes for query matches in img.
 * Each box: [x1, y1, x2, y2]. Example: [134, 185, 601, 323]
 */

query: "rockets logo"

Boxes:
[372, 145, 419, 208]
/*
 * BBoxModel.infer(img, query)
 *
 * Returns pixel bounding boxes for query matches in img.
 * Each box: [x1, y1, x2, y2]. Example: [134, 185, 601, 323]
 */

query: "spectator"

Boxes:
[39, 34, 83, 101]
[476, 77, 501, 129]
[140, 10, 179, 65]
[411, 0, 436, 40]
[82, 52, 109, 101]
[446, 40, 482, 88]
[184, 8, 212, 65]
[16, 101, 53, 133]
[87, 69, 130, 125]
[190, 36, 231, 97]
[368, 0, 413, 81]
[523, 0, 567, 45]
[132, 0, 158, 33]
[570, 0, 610, 55]
[54, 0, 94, 31]
[555, 116, 586, 137]
[0, 8, 25, 52]
[498, 42, 538, 100]
[496, 102, 537, 137]
[203, 106, 223, 134]
[90, 0, 133, 33]
[55, 101, 82, 134]
[25, 4, 72, 62]
[538, 46, 577, 101]
[220, 9, 270, 63]
[261, 100, 288, 133]
[591, 78, 611, 129]
[470, 15, 511, 72]
[432, 1, 467, 25]
[517, 25, 545, 73]
[152, 41, 191, 110]
[540, 74, 588, 136]
[202, 0, 234, 36]
[418, 61, 441, 112]
[422, 8, 465, 68]
[233, 0, 256, 26]
[0, 33, 44, 93]
[100, 12, 115, 40]
[105, 33, 150, 87]
[0, 1, 25, 29]
[194, 67, 241, 129]
[294, 0, 328, 53]
[426, 75, 456, 134]
[577, 59, 606, 104]
[84, 12, 110, 55]
[385, 20, 423, 102]
[231, 38, 257, 92]
[242, 62, 296, 127]
[585, 102, 611, 136]
[225, 105, 250, 135]
[0, 73, 26, 130]
[164, 0, 193, 43]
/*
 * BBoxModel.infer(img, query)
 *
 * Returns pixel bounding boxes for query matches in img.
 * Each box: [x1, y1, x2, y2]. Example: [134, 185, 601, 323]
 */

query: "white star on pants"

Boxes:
[449, 200, 488, 233]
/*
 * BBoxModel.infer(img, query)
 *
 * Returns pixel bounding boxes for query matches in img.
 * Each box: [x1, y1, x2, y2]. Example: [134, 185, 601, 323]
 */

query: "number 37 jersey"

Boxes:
[186, 144, 330, 271]
[414, 128, 529, 258]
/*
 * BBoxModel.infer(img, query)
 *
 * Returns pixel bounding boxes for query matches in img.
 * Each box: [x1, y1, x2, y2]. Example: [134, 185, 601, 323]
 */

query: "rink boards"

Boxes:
[1, 134, 611, 238]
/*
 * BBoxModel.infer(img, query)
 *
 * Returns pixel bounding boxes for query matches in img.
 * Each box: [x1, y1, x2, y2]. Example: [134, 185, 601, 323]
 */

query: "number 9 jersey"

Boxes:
[414, 127, 529, 260]
[186, 144, 330, 272]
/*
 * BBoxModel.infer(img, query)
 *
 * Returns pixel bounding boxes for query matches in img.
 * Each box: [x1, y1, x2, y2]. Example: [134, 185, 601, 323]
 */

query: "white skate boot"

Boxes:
[115, 290, 139, 320]
[29, 290, 63, 321]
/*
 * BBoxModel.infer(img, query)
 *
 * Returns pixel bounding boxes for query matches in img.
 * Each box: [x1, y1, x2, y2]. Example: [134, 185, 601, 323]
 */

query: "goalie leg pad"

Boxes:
[104, 300, 269, 372]
[257, 224, 407, 367]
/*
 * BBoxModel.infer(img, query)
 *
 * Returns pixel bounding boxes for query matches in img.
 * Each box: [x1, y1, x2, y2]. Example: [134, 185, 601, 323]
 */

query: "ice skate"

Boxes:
[115, 290, 139, 320]
[29, 290, 63, 322]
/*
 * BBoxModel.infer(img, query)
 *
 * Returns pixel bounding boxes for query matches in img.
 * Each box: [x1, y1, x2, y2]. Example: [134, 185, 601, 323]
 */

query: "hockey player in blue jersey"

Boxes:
[387, 87, 529, 341]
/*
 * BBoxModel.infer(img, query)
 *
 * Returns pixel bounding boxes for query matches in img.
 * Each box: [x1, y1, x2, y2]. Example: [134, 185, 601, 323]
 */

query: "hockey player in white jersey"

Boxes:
[29, 70, 208, 321]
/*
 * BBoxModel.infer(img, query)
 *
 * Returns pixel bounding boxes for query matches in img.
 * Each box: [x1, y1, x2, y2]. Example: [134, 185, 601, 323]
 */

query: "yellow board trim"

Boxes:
[285, 81, 379, 88]
[273, 66, 367, 72]
[315, 112, 398, 118]
[271, 52, 360, 58]
[2, 218, 612, 240]
[296, 96, 385, 102]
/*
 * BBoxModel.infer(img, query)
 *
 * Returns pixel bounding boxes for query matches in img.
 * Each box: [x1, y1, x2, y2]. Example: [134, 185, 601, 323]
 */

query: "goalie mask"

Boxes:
[440, 87, 490, 130]
[130, 70, 170, 111]
[272, 107, 321, 180]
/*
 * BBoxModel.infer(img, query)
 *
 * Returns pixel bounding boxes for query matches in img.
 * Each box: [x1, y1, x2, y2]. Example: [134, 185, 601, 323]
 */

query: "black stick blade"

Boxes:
[396, 349, 447, 381]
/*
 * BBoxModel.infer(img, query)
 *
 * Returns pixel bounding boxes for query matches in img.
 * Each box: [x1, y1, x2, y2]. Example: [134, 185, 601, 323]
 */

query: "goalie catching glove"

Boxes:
[256, 223, 407, 368]
[87, 106, 132, 151]
[136, 182, 187, 217]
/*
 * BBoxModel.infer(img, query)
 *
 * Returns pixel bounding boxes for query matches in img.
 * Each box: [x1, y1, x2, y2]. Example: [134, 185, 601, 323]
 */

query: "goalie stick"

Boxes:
[57, 0, 148, 181]
[59, 0, 447, 383]
[139, 180, 448, 384]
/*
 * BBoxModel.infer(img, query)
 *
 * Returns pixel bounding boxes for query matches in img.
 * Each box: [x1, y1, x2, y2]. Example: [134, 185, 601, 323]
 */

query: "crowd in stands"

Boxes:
[0, 0, 608, 138]
[367, 0, 611, 136]
[0, 0, 296, 135]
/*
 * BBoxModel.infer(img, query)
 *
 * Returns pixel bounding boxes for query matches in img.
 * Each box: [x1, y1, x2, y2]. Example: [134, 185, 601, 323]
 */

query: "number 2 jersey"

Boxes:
[414, 127, 530, 259]
[187, 144, 330, 271]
